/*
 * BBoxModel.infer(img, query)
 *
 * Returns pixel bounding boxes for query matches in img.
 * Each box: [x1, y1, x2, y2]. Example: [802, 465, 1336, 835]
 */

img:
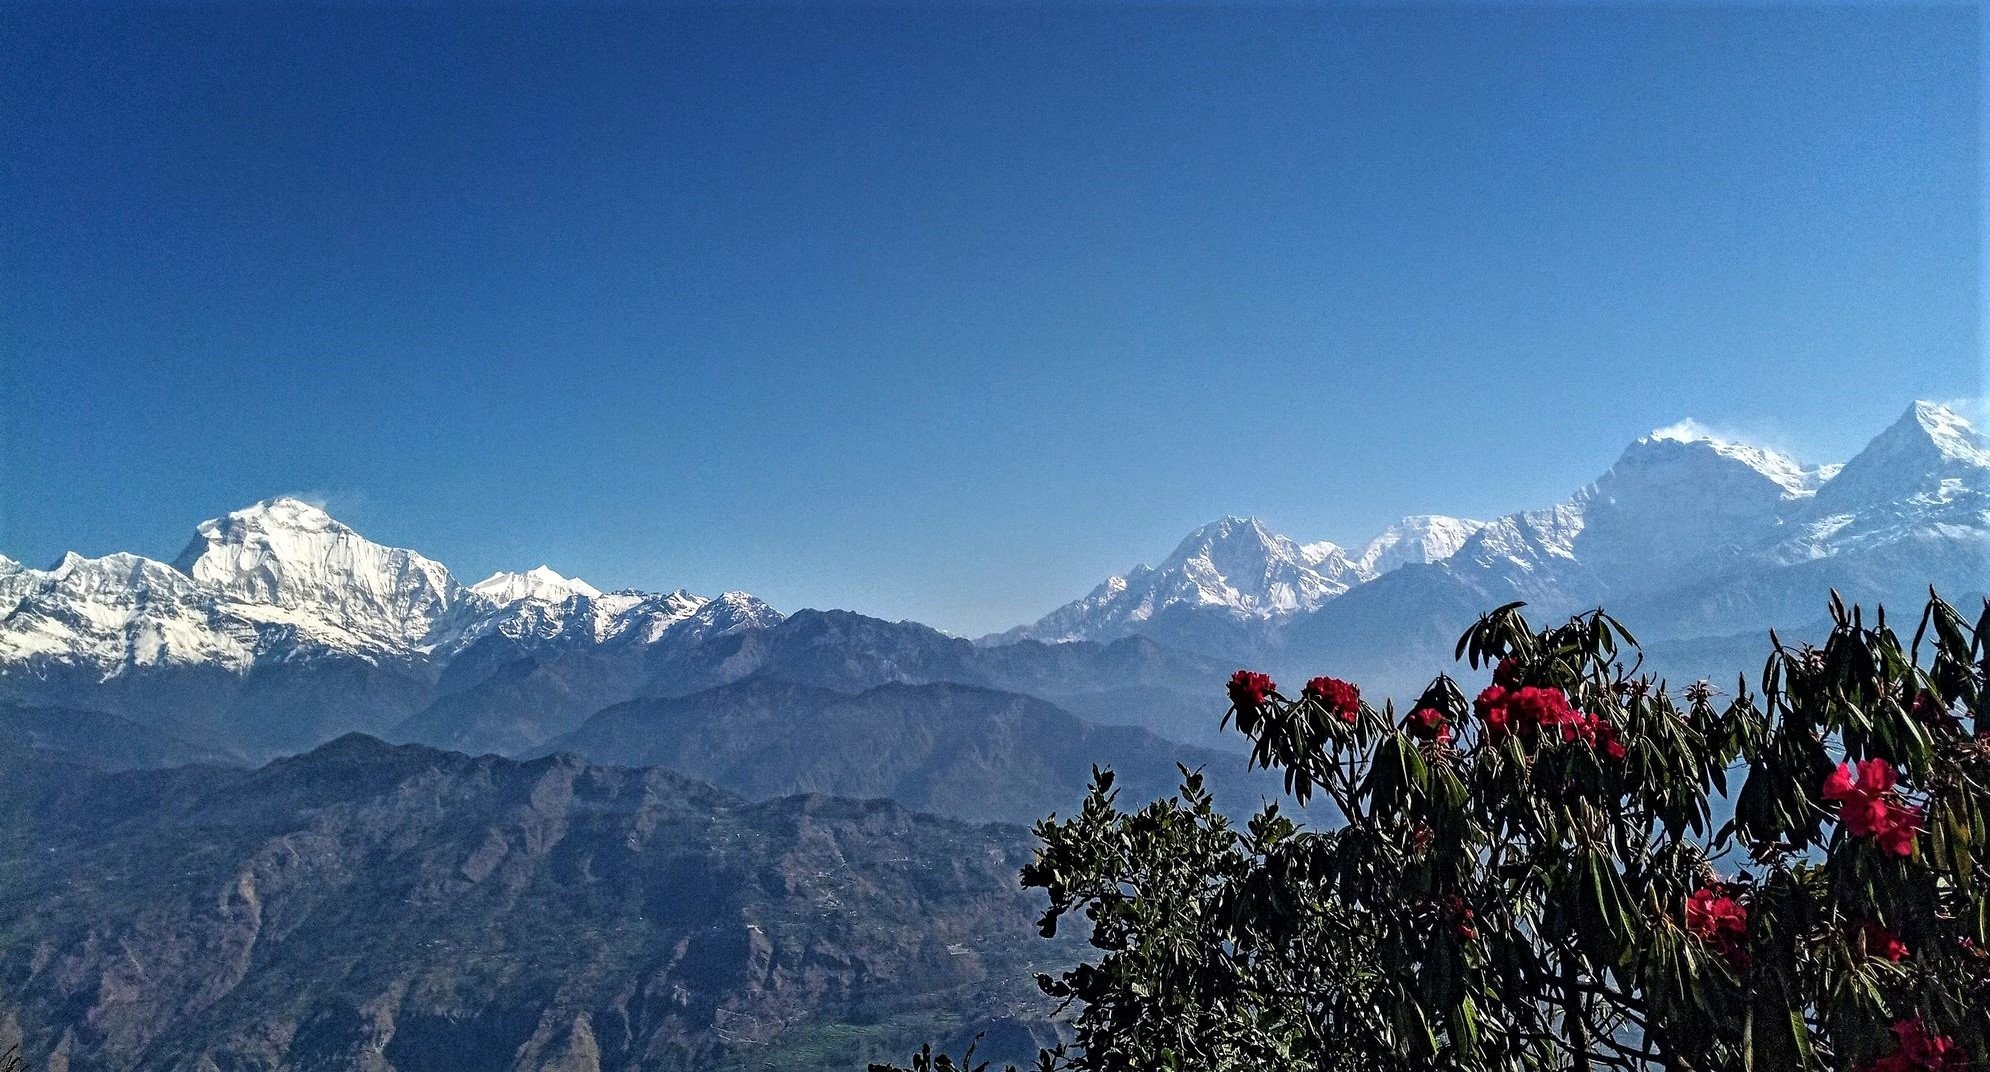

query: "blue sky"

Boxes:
[1, 3, 1979, 635]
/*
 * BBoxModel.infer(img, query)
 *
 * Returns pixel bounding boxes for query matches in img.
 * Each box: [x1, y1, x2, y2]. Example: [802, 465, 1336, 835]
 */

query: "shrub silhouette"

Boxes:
[876, 590, 1990, 1072]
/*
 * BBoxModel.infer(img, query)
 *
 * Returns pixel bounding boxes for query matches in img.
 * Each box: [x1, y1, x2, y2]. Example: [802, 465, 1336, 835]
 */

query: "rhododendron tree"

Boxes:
[875, 591, 1990, 1072]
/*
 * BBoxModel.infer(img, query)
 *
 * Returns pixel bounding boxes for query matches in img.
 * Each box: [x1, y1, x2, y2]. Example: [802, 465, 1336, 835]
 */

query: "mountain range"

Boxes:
[2, 401, 1983, 767]
[1000, 401, 1988, 692]
[0, 499, 1236, 762]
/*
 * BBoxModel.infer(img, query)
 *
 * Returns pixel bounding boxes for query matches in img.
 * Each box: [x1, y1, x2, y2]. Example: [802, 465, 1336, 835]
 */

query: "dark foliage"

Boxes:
[877, 590, 1990, 1072]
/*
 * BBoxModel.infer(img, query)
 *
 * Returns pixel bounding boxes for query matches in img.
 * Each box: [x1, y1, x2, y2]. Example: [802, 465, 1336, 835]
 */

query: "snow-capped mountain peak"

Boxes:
[1001, 515, 1363, 646]
[1825, 402, 1990, 491]
[468, 566, 602, 606]
[1444, 423, 1834, 603]
[1806, 402, 1986, 517]
[1156, 515, 1360, 613]
[1353, 515, 1490, 575]
[1903, 401, 1990, 466]
[1784, 401, 1990, 564]
[1639, 423, 1825, 496]
[0, 549, 251, 672]
[1296, 539, 1346, 567]
[0, 555, 37, 619]
[49, 550, 198, 595]
[1, 498, 787, 679]
[171, 497, 461, 650]
[678, 590, 785, 639]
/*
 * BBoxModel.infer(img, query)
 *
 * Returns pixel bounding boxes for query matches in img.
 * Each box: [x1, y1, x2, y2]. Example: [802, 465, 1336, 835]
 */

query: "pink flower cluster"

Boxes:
[1822, 760, 1923, 857]
[1857, 1018, 1967, 1072]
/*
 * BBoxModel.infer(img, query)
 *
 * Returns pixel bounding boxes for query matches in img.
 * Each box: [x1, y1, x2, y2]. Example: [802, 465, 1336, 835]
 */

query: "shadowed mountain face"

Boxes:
[0, 737, 1070, 1072]
[0, 701, 231, 769]
[391, 610, 1241, 761]
[391, 648, 653, 757]
[535, 679, 1288, 826]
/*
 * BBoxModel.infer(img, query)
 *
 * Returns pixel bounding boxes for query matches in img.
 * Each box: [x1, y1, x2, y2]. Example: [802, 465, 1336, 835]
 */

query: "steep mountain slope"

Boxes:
[173, 498, 464, 656]
[405, 593, 784, 756]
[536, 679, 1283, 825]
[391, 650, 653, 757]
[2, 500, 1237, 764]
[0, 498, 769, 684]
[437, 582, 750, 687]
[0, 645, 437, 761]
[1268, 430, 1824, 687]
[1327, 423, 1829, 624]
[1634, 401, 1990, 637]
[0, 551, 254, 671]
[0, 737, 1069, 1072]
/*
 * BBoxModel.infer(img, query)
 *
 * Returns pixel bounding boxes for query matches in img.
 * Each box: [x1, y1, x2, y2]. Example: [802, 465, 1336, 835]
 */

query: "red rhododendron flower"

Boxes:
[1407, 706, 1447, 740]
[1822, 760, 1921, 854]
[1843, 794, 1894, 839]
[1505, 686, 1576, 737]
[1897, 1019, 1966, 1071]
[1853, 920, 1910, 962]
[1853, 758, 1897, 795]
[1476, 680, 1614, 757]
[1823, 760, 1894, 837]
[1595, 721, 1628, 761]
[1856, 1018, 1968, 1072]
[1559, 710, 1599, 747]
[1304, 676, 1361, 723]
[1686, 888, 1747, 940]
[1879, 803, 1924, 858]
[1475, 686, 1511, 736]
[1493, 655, 1525, 689]
[1685, 887, 1749, 968]
[1443, 893, 1476, 940]
[1227, 670, 1275, 711]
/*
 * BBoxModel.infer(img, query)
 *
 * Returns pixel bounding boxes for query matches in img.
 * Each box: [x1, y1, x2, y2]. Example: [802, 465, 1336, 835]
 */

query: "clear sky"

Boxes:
[1, 3, 1979, 635]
